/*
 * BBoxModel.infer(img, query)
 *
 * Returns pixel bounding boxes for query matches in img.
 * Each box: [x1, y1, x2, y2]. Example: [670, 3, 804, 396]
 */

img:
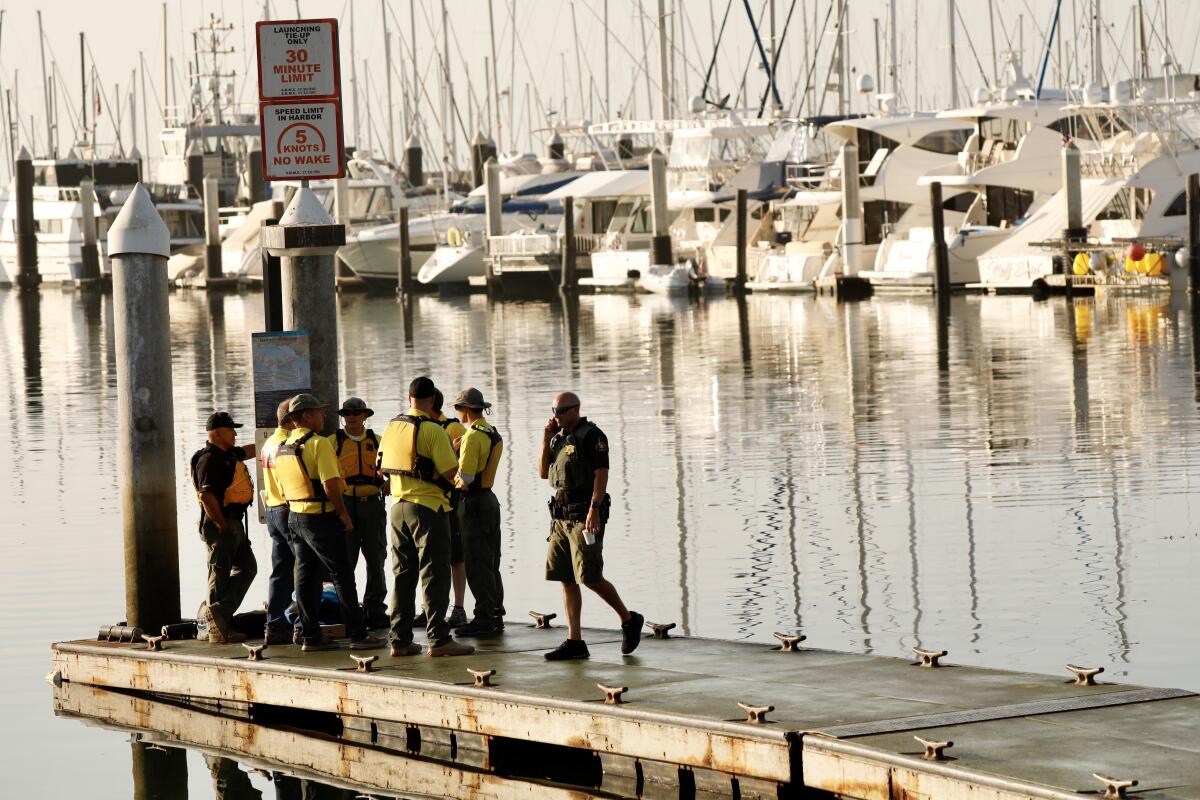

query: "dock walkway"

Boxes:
[49, 622, 1200, 799]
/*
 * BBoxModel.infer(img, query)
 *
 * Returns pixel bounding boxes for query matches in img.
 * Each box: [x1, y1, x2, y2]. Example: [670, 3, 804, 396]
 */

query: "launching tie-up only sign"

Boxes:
[256, 19, 344, 180]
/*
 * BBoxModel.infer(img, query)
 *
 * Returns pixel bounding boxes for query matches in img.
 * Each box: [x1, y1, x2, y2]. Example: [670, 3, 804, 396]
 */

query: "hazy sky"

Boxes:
[3, 0, 1197, 164]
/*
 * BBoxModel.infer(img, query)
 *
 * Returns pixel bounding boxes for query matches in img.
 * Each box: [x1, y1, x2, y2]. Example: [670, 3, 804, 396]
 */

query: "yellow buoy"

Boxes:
[1072, 252, 1091, 275]
[446, 226, 464, 247]
[1144, 252, 1165, 276]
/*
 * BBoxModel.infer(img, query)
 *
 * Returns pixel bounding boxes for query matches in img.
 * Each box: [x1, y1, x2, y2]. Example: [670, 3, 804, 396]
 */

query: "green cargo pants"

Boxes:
[388, 500, 452, 647]
[457, 488, 505, 622]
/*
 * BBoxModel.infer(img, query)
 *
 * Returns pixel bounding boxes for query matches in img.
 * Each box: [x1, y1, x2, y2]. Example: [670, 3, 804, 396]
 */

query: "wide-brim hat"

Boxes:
[452, 387, 492, 410]
[287, 393, 328, 415]
[338, 397, 374, 417]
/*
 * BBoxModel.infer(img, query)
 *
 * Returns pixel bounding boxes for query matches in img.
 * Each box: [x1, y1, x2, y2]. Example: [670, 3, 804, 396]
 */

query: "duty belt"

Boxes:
[548, 492, 610, 522]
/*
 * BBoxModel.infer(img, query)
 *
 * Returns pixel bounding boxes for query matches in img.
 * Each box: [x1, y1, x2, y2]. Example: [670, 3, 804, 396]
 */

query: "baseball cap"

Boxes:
[206, 411, 244, 430]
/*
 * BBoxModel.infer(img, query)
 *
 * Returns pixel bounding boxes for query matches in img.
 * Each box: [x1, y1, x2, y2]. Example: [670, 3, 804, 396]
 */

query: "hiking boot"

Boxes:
[264, 628, 293, 646]
[390, 641, 423, 657]
[545, 639, 590, 661]
[620, 611, 645, 655]
[447, 606, 468, 627]
[301, 637, 339, 652]
[412, 611, 427, 628]
[349, 634, 386, 650]
[428, 639, 475, 657]
[454, 618, 503, 637]
[206, 606, 246, 644]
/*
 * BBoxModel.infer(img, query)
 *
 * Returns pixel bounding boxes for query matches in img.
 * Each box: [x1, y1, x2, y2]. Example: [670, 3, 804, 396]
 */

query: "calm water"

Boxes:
[3, 287, 1199, 797]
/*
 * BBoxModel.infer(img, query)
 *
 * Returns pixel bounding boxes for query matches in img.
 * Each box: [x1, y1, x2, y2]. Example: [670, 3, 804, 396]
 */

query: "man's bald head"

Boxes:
[551, 392, 582, 432]
[553, 392, 580, 409]
[277, 399, 295, 429]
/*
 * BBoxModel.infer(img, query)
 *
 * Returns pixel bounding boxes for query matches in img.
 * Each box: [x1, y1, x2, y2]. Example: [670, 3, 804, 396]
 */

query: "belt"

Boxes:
[344, 492, 382, 502]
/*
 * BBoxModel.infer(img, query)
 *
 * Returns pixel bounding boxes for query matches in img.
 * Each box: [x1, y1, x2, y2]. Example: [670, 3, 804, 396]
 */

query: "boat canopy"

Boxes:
[466, 171, 585, 198]
[542, 169, 650, 201]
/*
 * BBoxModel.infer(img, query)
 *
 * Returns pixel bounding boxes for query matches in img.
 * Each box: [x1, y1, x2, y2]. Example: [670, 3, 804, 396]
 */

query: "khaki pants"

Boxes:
[201, 511, 257, 617]
[389, 500, 452, 646]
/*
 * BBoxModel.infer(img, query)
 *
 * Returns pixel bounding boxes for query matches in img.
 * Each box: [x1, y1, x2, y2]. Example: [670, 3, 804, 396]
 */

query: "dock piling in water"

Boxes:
[262, 187, 346, 435]
[78, 177, 101, 284]
[649, 150, 672, 266]
[397, 205, 413, 294]
[560, 195, 577, 292]
[108, 184, 181, 633]
[484, 157, 502, 289]
[930, 181, 950, 298]
[735, 188, 749, 293]
[203, 175, 221, 282]
[14, 145, 39, 289]
[1186, 173, 1199, 292]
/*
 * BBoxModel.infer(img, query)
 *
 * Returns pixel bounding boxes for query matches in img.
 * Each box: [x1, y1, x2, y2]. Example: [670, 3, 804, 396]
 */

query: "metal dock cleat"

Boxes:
[351, 655, 378, 673]
[598, 684, 629, 705]
[737, 702, 774, 724]
[243, 643, 267, 661]
[773, 632, 807, 652]
[528, 611, 557, 629]
[468, 668, 496, 688]
[914, 736, 953, 761]
[645, 621, 676, 639]
[1067, 664, 1105, 686]
[913, 647, 947, 668]
[141, 635, 165, 652]
[1093, 774, 1138, 799]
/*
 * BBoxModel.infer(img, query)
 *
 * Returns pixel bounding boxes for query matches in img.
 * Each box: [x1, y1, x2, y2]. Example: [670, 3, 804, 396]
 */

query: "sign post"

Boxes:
[256, 19, 344, 181]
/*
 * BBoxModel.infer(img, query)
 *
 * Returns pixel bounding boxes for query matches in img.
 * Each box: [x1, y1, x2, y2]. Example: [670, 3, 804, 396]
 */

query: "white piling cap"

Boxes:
[185, 139, 203, 157]
[108, 183, 170, 258]
[280, 186, 334, 225]
[405, 132, 422, 150]
[17, 144, 30, 161]
[129, 144, 142, 161]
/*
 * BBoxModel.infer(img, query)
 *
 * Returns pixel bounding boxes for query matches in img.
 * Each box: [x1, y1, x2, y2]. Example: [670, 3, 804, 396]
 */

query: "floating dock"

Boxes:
[49, 622, 1200, 799]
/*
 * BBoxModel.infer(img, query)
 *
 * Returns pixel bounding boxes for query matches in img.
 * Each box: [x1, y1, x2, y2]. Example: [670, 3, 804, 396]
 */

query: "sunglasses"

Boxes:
[551, 405, 579, 415]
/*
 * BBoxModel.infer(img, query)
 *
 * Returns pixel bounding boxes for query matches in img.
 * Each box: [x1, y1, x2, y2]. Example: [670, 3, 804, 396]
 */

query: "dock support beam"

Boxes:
[649, 150, 672, 266]
[1186, 174, 1199, 292]
[263, 188, 346, 436]
[735, 188, 749, 294]
[14, 146, 39, 289]
[78, 177, 101, 284]
[398, 205, 413, 294]
[560, 196, 577, 293]
[108, 184, 180, 633]
[204, 175, 222, 283]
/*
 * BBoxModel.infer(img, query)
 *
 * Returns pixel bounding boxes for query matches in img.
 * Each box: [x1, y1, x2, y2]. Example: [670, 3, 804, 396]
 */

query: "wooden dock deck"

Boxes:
[49, 622, 1200, 799]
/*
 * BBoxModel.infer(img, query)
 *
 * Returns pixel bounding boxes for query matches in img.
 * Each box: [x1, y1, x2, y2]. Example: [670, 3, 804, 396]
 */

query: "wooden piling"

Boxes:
[203, 175, 221, 282]
[735, 188, 749, 293]
[107, 184, 180, 632]
[14, 146, 39, 289]
[930, 181, 950, 297]
[246, 139, 267, 203]
[1061, 141, 1084, 296]
[1187, 174, 1199, 292]
[397, 206, 413, 294]
[484, 157, 502, 288]
[405, 132, 424, 187]
[560, 195, 577, 292]
[185, 139, 203, 197]
[649, 150, 672, 267]
[261, 206, 283, 332]
[78, 177, 101, 284]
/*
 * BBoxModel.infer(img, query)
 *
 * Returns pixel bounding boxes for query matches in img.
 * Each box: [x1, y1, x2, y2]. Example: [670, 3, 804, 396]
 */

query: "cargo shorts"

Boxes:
[545, 518, 604, 584]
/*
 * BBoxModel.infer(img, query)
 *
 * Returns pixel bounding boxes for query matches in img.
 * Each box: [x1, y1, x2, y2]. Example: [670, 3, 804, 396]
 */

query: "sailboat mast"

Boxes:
[350, 1, 359, 148]
[948, 0, 958, 107]
[987, 0, 999, 86]
[657, 0, 670, 119]
[80, 33, 88, 146]
[889, 0, 898, 94]
[382, 1, 395, 163]
[487, 0, 502, 150]
[37, 10, 52, 155]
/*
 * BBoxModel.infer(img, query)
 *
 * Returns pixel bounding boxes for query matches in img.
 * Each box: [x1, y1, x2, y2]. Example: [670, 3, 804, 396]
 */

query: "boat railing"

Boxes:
[562, 232, 604, 254]
[487, 233, 557, 257]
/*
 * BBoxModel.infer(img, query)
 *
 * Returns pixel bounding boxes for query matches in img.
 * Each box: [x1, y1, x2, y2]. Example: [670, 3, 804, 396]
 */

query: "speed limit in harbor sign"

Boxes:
[256, 19, 344, 180]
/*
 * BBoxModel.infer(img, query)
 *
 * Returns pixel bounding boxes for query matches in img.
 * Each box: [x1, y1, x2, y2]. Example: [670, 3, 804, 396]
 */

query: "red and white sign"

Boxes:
[256, 19, 340, 99]
[256, 19, 344, 180]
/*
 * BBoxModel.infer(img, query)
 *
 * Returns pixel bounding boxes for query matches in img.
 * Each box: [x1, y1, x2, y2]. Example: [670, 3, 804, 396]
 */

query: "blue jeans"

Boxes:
[265, 504, 295, 632]
[288, 511, 367, 644]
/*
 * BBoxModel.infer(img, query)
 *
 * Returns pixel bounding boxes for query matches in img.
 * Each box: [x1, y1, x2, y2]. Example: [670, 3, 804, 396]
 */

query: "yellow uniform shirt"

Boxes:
[381, 408, 458, 511]
[436, 413, 467, 446]
[260, 427, 290, 508]
[286, 426, 344, 514]
[458, 418, 498, 481]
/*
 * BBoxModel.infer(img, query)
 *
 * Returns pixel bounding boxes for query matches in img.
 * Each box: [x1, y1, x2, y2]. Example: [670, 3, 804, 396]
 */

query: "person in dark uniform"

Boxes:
[190, 411, 258, 644]
[538, 392, 643, 660]
[333, 396, 389, 631]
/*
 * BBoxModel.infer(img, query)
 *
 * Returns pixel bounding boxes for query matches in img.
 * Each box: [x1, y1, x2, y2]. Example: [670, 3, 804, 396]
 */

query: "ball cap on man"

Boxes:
[287, 393, 328, 415]
[206, 411, 244, 431]
[409, 376, 436, 399]
[338, 397, 374, 418]
[452, 387, 492, 411]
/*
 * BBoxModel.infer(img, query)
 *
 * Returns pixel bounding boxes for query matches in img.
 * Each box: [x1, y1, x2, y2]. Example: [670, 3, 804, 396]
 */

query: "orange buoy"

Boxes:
[1127, 242, 1146, 261]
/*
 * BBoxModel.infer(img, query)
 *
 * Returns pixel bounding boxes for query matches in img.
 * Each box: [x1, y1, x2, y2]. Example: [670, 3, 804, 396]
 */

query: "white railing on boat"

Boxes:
[487, 232, 604, 258]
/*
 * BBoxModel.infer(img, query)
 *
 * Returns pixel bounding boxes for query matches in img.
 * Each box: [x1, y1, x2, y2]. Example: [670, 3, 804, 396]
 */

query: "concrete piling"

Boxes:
[78, 177, 101, 284]
[262, 187, 346, 435]
[203, 175, 221, 282]
[1186, 174, 1199, 292]
[484, 157, 502, 288]
[333, 176, 350, 227]
[649, 150, 672, 267]
[185, 139, 204, 198]
[397, 205, 413, 294]
[840, 143, 863, 278]
[108, 183, 181, 633]
[14, 145, 40, 289]
[735, 188, 748, 293]
[930, 181, 950, 298]
[1061, 141, 1085, 295]
[470, 129, 497, 188]
[261, 204, 283, 332]
[560, 195, 577, 292]
[246, 139, 267, 204]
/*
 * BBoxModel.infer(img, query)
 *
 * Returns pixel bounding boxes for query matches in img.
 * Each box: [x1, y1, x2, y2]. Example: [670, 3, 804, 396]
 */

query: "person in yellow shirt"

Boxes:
[260, 399, 297, 645]
[334, 396, 388, 631]
[277, 393, 384, 653]
[189, 411, 258, 644]
[377, 376, 474, 657]
[431, 389, 469, 628]
[450, 388, 505, 637]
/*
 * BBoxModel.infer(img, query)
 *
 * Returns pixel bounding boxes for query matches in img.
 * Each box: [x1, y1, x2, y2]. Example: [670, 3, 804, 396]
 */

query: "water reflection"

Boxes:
[132, 740, 188, 799]
[18, 288, 41, 416]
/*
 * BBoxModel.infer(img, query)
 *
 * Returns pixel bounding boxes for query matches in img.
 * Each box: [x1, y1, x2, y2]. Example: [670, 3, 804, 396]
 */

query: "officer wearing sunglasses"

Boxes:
[538, 392, 643, 660]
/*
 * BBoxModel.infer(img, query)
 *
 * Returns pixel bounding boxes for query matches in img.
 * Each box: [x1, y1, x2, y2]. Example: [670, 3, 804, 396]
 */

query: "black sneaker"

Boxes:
[455, 618, 503, 637]
[620, 611, 644, 655]
[301, 637, 339, 652]
[545, 639, 590, 661]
